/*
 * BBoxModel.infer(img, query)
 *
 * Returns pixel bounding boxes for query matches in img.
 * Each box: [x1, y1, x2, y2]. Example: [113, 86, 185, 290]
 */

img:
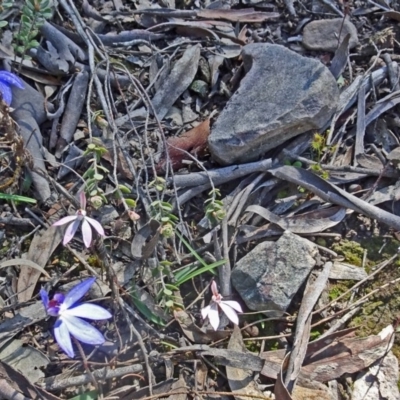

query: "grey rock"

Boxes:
[208, 43, 339, 165]
[302, 18, 358, 52]
[231, 231, 318, 316]
[352, 351, 400, 400]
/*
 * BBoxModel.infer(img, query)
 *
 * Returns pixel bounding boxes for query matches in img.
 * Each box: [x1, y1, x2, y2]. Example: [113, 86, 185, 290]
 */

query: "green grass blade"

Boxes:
[0, 193, 37, 204]
[175, 259, 225, 286]
[175, 231, 207, 267]
[175, 231, 226, 285]
[130, 287, 166, 326]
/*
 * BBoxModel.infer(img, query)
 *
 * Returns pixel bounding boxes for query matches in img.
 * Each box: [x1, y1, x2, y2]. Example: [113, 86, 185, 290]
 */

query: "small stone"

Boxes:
[190, 80, 208, 98]
[208, 43, 339, 165]
[302, 18, 358, 52]
[231, 231, 318, 316]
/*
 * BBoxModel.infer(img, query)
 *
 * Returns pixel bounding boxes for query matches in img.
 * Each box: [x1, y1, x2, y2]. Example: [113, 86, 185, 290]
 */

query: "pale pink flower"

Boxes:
[201, 281, 242, 330]
[53, 191, 105, 248]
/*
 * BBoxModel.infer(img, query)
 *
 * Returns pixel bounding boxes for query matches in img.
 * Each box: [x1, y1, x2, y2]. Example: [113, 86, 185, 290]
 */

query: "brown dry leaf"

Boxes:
[261, 325, 394, 383]
[101, 139, 134, 181]
[197, 8, 280, 22]
[383, 11, 400, 21]
[194, 360, 208, 391]
[260, 328, 356, 379]
[269, 165, 400, 231]
[226, 326, 266, 400]
[130, 220, 161, 260]
[0, 360, 60, 400]
[274, 355, 294, 400]
[17, 226, 63, 303]
[151, 44, 201, 120]
[245, 205, 346, 234]
[157, 118, 210, 172]
[285, 262, 332, 391]
[167, 374, 188, 400]
[292, 378, 333, 400]
[301, 325, 395, 382]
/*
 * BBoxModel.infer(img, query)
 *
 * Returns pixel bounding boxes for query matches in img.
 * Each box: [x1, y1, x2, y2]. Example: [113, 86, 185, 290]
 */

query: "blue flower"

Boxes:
[0, 71, 24, 105]
[40, 277, 112, 358]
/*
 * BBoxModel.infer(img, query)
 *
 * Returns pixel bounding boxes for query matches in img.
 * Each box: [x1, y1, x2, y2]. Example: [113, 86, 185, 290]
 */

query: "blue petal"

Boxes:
[63, 277, 96, 309]
[0, 71, 24, 89]
[62, 315, 106, 345]
[54, 319, 74, 358]
[64, 303, 112, 320]
[47, 306, 60, 317]
[0, 81, 12, 105]
[40, 288, 49, 309]
[53, 293, 65, 303]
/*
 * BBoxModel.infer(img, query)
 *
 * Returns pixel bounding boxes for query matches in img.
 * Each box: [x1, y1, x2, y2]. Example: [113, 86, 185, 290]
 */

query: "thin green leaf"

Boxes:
[176, 231, 207, 267]
[67, 390, 98, 400]
[0, 193, 37, 204]
[130, 289, 166, 326]
[175, 259, 224, 286]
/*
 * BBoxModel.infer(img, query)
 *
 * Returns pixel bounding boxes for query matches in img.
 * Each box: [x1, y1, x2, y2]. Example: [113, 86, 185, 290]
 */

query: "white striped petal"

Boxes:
[208, 303, 220, 331]
[54, 319, 74, 358]
[81, 218, 92, 248]
[201, 305, 211, 320]
[221, 300, 242, 313]
[219, 302, 239, 326]
[86, 217, 105, 236]
[64, 303, 112, 320]
[62, 315, 105, 345]
[63, 219, 81, 245]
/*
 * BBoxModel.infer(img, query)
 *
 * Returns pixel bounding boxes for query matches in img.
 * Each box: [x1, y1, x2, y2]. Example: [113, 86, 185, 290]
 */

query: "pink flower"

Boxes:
[201, 281, 242, 330]
[53, 192, 105, 248]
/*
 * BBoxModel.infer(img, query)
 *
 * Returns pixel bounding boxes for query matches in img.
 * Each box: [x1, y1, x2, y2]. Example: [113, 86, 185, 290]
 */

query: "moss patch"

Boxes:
[332, 240, 365, 266]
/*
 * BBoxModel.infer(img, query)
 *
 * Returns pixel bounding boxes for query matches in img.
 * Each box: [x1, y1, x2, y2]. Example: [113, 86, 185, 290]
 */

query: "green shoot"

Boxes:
[14, 0, 54, 58]
[0, 192, 37, 204]
[150, 200, 178, 238]
[82, 142, 109, 208]
[0, 0, 14, 28]
[204, 188, 225, 226]
[130, 286, 167, 326]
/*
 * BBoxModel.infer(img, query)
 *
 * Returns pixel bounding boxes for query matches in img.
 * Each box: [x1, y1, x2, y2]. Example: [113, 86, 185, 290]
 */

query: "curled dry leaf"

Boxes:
[157, 118, 210, 172]
[17, 226, 63, 303]
[0, 259, 50, 278]
[197, 8, 280, 22]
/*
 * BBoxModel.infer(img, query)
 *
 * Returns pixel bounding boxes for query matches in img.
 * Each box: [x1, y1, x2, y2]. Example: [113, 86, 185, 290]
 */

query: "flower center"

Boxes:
[212, 293, 223, 303]
[47, 299, 62, 316]
[76, 209, 87, 220]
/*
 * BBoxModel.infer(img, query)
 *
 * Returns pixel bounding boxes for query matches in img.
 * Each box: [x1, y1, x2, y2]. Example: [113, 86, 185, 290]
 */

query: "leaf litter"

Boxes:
[1, 0, 400, 399]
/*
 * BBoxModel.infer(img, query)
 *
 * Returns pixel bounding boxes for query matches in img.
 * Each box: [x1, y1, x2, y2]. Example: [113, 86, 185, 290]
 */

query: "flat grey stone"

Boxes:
[231, 231, 318, 316]
[352, 351, 400, 400]
[302, 18, 358, 52]
[208, 43, 339, 165]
